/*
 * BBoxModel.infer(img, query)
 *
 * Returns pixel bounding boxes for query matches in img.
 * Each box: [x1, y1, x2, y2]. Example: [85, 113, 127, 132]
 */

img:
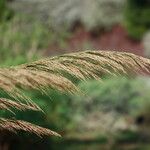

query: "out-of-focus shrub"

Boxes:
[72, 77, 150, 136]
[0, 14, 64, 66]
[74, 77, 150, 117]
[0, 0, 13, 21]
[124, 0, 150, 40]
[81, 0, 125, 31]
[143, 31, 150, 58]
[0, 15, 47, 65]
[0, 0, 8, 21]
[9, 0, 125, 31]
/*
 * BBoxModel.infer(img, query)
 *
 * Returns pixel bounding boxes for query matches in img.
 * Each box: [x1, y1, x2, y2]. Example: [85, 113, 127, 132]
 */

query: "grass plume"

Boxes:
[0, 50, 150, 136]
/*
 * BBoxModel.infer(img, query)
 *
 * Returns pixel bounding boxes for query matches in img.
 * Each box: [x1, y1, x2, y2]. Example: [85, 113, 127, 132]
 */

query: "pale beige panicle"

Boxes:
[0, 50, 150, 136]
[0, 118, 61, 137]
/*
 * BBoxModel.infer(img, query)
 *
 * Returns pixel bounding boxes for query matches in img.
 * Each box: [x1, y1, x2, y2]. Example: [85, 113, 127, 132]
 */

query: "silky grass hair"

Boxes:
[0, 50, 150, 137]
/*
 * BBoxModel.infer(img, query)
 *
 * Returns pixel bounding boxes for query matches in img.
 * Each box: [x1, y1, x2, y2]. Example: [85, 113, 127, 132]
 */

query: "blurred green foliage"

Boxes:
[0, 0, 7, 20]
[74, 77, 150, 117]
[0, 0, 13, 22]
[0, 1, 71, 67]
[0, 14, 49, 66]
[124, 0, 150, 40]
[0, 15, 71, 67]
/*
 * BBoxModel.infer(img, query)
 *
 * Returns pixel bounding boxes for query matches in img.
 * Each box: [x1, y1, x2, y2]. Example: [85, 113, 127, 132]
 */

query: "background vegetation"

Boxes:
[124, 0, 150, 40]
